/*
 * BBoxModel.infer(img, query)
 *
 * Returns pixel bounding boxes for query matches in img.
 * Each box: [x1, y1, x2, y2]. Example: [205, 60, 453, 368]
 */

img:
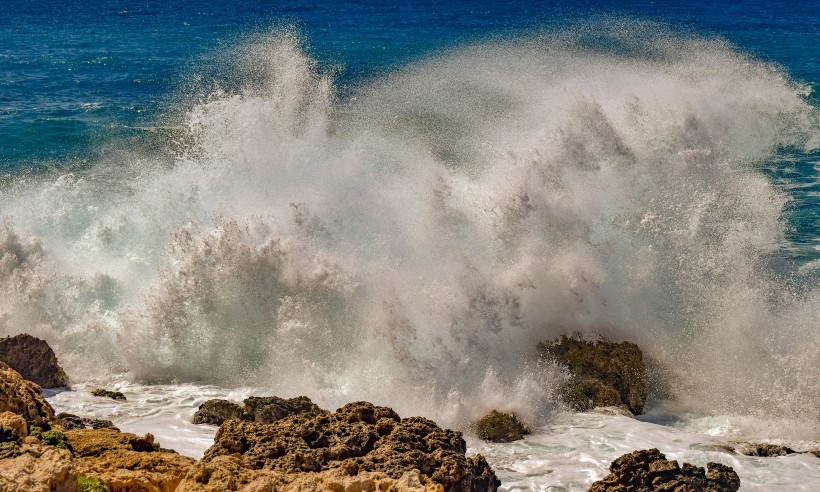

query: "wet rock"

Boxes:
[181, 400, 500, 492]
[539, 335, 646, 415]
[191, 399, 251, 426]
[91, 388, 126, 401]
[56, 413, 115, 431]
[244, 395, 327, 424]
[588, 448, 740, 492]
[191, 395, 327, 426]
[473, 410, 530, 443]
[562, 378, 625, 412]
[734, 442, 796, 457]
[0, 334, 69, 389]
[0, 361, 55, 424]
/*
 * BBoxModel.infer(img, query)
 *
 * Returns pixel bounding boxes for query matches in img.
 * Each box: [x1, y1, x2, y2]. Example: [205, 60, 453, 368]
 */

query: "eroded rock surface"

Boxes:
[91, 389, 126, 401]
[588, 448, 740, 492]
[182, 400, 500, 492]
[540, 335, 646, 414]
[472, 411, 529, 443]
[0, 334, 69, 389]
[192, 395, 326, 426]
[0, 361, 54, 424]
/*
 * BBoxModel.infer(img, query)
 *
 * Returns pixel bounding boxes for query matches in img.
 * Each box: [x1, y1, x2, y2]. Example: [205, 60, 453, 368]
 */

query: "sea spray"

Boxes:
[0, 24, 818, 432]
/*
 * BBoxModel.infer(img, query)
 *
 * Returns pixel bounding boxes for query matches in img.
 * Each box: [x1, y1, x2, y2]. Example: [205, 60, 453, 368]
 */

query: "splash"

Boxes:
[0, 24, 818, 429]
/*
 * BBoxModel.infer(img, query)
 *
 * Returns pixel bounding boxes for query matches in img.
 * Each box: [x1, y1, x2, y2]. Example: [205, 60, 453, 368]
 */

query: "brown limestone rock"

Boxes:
[588, 448, 740, 492]
[0, 361, 55, 424]
[734, 442, 796, 457]
[184, 401, 500, 492]
[0, 412, 28, 443]
[67, 428, 195, 492]
[472, 410, 530, 443]
[0, 334, 69, 389]
[539, 335, 646, 415]
[0, 446, 75, 492]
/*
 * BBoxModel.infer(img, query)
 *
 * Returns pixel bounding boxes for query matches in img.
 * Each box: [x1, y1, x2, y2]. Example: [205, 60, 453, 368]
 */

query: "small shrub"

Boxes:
[77, 475, 107, 492]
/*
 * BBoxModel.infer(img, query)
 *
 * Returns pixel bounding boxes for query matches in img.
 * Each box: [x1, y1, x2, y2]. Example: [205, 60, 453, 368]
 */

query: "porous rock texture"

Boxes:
[472, 411, 529, 443]
[0, 333, 69, 388]
[67, 428, 195, 491]
[180, 401, 500, 492]
[0, 361, 55, 424]
[588, 448, 740, 492]
[539, 335, 646, 414]
[191, 395, 325, 426]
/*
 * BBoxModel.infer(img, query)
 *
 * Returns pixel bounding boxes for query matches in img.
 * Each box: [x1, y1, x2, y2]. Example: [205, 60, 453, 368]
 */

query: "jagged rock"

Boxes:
[473, 410, 530, 443]
[191, 400, 251, 426]
[67, 428, 195, 491]
[178, 459, 444, 491]
[588, 448, 740, 492]
[0, 412, 27, 443]
[0, 334, 69, 389]
[734, 442, 795, 457]
[243, 395, 326, 424]
[539, 335, 646, 414]
[180, 400, 500, 492]
[562, 378, 624, 412]
[192, 395, 326, 426]
[0, 361, 54, 424]
[91, 389, 125, 401]
[0, 445, 75, 491]
[56, 413, 114, 431]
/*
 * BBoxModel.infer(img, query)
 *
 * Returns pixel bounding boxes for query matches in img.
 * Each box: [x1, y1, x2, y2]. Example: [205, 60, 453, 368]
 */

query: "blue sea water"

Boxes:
[2, 0, 819, 258]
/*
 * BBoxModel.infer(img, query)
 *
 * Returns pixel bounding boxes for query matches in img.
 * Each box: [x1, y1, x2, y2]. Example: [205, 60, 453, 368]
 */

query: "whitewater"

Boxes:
[2, 24, 820, 490]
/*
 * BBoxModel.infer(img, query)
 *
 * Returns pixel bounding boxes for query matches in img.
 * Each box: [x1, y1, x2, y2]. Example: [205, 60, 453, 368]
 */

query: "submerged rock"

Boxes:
[473, 410, 530, 443]
[539, 335, 646, 414]
[0, 334, 69, 389]
[734, 442, 796, 457]
[0, 361, 54, 424]
[191, 395, 326, 426]
[180, 400, 500, 491]
[91, 389, 126, 401]
[588, 448, 740, 492]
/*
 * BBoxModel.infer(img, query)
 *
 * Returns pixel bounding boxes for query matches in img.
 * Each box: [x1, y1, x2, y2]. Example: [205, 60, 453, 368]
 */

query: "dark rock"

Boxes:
[473, 410, 530, 443]
[0, 334, 69, 389]
[243, 395, 327, 424]
[191, 399, 251, 426]
[91, 388, 126, 401]
[589, 448, 740, 492]
[198, 400, 500, 492]
[539, 335, 646, 414]
[736, 443, 796, 457]
[562, 378, 625, 412]
[56, 413, 115, 431]
[191, 395, 326, 426]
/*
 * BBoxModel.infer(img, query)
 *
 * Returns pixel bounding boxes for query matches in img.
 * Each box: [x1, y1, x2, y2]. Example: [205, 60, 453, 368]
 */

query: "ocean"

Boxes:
[2, 1, 820, 490]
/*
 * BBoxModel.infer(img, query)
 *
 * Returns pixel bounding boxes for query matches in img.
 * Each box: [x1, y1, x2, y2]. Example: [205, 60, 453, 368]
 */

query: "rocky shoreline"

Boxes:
[4, 332, 812, 491]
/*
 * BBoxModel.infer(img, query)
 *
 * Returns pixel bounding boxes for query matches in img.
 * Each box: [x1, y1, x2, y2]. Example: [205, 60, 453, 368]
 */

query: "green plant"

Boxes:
[77, 475, 107, 492]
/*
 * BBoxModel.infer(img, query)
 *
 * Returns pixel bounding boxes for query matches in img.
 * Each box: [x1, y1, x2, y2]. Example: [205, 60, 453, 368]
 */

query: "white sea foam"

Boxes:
[2, 23, 820, 438]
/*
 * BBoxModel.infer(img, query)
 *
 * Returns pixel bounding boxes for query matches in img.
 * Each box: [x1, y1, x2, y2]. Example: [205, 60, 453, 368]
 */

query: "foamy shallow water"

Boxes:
[46, 384, 820, 491]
